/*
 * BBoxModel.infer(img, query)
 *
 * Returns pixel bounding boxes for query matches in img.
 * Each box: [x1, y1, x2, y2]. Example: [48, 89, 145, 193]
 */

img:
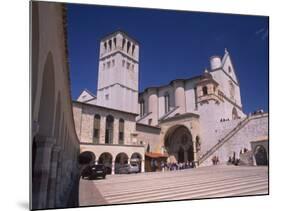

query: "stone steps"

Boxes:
[79, 165, 268, 206]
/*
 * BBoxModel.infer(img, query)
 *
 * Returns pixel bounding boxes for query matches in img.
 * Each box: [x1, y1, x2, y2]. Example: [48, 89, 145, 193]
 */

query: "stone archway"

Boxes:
[98, 152, 113, 174]
[164, 125, 194, 164]
[254, 145, 268, 166]
[115, 152, 129, 174]
[79, 151, 96, 165]
[131, 152, 142, 173]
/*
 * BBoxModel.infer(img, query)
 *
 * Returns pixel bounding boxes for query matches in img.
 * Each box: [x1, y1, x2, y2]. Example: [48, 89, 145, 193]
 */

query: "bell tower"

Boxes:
[97, 31, 139, 113]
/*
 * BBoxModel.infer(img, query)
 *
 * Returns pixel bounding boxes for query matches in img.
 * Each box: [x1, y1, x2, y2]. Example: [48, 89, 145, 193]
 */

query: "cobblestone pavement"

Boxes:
[79, 165, 268, 206]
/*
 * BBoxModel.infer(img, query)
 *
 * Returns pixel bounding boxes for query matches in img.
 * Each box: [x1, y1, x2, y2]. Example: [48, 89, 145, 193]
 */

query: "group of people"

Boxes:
[250, 109, 264, 116]
[211, 155, 220, 165]
[227, 152, 240, 166]
[240, 147, 249, 155]
[227, 156, 240, 166]
[160, 161, 195, 172]
[220, 118, 230, 122]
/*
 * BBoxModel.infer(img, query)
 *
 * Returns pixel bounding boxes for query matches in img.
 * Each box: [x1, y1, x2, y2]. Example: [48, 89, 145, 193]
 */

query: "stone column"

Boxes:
[32, 136, 54, 209]
[141, 159, 145, 172]
[47, 146, 61, 208]
[111, 162, 115, 175]
[55, 151, 63, 207]
[193, 140, 198, 167]
[173, 80, 186, 113]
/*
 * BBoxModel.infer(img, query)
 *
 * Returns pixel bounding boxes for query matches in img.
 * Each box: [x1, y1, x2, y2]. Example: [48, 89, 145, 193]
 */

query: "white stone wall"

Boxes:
[197, 100, 246, 158]
[158, 86, 175, 118]
[173, 80, 186, 114]
[72, 102, 137, 145]
[201, 114, 268, 166]
[210, 61, 242, 109]
[148, 88, 158, 125]
[136, 124, 161, 152]
[184, 80, 198, 112]
[197, 100, 224, 155]
[221, 53, 239, 84]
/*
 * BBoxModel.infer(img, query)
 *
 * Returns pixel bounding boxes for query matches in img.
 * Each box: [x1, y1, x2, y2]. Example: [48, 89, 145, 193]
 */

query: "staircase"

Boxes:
[198, 113, 268, 166]
[158, 106, 179, 122]
[198, 116, 250, 165]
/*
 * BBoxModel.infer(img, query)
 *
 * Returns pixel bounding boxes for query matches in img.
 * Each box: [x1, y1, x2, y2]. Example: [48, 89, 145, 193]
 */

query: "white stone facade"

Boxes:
[75, 30, 268, 171]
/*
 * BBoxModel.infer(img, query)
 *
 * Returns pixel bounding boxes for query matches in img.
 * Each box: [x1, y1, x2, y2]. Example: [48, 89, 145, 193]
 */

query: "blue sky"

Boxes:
[66, 3, 268, 114]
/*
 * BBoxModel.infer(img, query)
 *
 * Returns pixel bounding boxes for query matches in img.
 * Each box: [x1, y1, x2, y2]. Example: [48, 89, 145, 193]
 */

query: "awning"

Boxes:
[145, 152, 168, 158]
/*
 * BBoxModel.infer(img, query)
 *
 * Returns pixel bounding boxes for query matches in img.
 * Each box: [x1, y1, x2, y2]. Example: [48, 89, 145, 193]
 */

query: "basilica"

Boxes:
[73, 30, 268, 174]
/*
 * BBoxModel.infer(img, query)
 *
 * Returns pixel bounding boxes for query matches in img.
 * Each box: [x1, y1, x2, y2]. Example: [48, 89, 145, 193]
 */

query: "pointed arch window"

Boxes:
[132, 44, 135, 55]
[228, 66, 232, 73]
[119, 119, 124, 144]
[105, 115, 114, 144]
[164, 92, 170, 113]
[113, 37, 117, 48]
[93, 114, 101, 144]
[229, 81, 235, 100]
[140, 99, 145, 117]
[122, 38, 126, 49]
[127, 41, 131, 53]
[109, 40, 112, 50]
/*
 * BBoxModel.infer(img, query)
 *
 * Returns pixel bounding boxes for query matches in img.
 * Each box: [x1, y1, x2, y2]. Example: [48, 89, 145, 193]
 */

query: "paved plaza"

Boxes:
[79, 165, 268, 206]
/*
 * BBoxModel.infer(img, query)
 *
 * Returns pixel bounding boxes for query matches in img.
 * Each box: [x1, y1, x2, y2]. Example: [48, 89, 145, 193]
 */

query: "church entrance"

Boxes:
[178, 147, 184, 163]
[164, 125, 194, 164]
[254, 145, 268, 166]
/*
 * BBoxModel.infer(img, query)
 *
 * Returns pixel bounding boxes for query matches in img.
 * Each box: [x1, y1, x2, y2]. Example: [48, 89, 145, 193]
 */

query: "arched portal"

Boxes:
[254, 145, 268, 166]
[98, 152, 113, 174]
[131, 152, 142, 173]
[164, 125, 194, 163]
[178, 147, 185, 163]
[115, 152, 129, 174]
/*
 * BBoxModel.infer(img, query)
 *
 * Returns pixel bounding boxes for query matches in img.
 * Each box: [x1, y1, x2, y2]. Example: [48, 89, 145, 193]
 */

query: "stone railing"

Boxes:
[198, 112, 268, 165]
[198, 116, 250, 165]
[158, 106, 180, 122]
[136, 112, 152, 123]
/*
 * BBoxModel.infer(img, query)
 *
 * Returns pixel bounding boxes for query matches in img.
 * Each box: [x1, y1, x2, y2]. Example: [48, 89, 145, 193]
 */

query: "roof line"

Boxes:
[83, 88, 96, 97]
[140, 75, 201, 94]
[136, 122, 161, 130]
[73, 100, 139, 116]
